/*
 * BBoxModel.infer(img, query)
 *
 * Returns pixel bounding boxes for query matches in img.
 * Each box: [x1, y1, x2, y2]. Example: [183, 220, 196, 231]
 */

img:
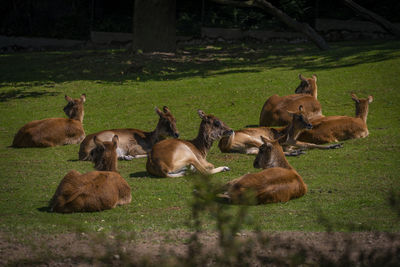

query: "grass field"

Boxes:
[0, 40, 400, 238]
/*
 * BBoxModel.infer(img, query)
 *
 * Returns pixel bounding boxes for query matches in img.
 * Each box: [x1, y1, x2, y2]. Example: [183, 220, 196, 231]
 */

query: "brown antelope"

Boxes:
[217, 136, 307, 204]
[219, 105, 341, 155]
[12, 94, 86, 147]
[259, 74, 322, 126]
[298, 94, 373, 144]
[49, 135, 132, 213]
[79, 106, 179, 161]
[146, 110, 233, 178]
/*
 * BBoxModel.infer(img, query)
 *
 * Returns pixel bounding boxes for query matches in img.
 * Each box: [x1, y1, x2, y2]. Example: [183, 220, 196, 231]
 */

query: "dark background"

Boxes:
[1, 0, 399, 40]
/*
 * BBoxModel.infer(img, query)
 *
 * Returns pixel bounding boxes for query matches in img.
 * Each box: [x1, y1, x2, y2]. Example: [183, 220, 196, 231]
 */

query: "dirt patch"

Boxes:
[1, 230, 399, 266]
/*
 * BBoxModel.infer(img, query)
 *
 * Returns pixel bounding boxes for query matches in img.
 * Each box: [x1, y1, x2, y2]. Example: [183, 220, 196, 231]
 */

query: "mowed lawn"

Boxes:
[0, 40, 399, 236]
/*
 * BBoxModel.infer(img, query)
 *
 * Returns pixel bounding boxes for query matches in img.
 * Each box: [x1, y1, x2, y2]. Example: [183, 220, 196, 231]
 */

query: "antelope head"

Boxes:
[295, 74, 318, 98]
[64, 94, 86, 122]
[92, 135, 119, 172]
[197, 109, 233, 141]
[289, 105, 313, 130]
[253, 136, 289, 169]
[155, 106, 180, 138]
[351, 93, 373, 123]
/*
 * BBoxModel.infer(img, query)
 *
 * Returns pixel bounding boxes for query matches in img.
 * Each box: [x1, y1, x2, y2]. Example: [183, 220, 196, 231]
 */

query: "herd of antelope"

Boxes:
[11, 74, 373, 211]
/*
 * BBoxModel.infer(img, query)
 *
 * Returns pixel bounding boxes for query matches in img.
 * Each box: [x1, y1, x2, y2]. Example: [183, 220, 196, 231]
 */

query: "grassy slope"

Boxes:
[0, 41, 399, 235]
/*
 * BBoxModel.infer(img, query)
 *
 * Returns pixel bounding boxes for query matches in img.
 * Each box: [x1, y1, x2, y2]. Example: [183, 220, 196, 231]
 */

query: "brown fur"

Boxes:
[79, 106, 179, 161]
[49, 135, 131, 213]
[259, 74, 322, 126]
[218, 127, 277, 154]
[298, 94, 373, 144]
[219, 105, 341, 154]
[12, 94, 86, 147]
[146, 110, 233, 178]
[218, 136, 307, 205]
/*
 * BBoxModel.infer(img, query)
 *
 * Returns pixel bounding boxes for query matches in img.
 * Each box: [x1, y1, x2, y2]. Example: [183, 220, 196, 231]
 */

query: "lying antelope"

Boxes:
[259, 74, 322, 126]
[79, 106, 179, 161]
[146, 110, 233, 177]
[50, 135, 132, 213]
[298, 94, 373, 144]
[12, 94, 86, 147]
[217, 136, 307, 204]
[219, 105, 341, 155]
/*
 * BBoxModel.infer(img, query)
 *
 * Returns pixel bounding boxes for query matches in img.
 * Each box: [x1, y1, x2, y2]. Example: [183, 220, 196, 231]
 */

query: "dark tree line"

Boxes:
[1, 0, 399, 51]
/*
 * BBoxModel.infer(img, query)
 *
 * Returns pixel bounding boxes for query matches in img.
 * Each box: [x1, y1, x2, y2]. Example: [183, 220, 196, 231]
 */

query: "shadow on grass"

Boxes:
[129, 171, 159, 179]
[0, 89, 60, 102]
[0, 40, 399, 84]
[37, 206, 51, 213]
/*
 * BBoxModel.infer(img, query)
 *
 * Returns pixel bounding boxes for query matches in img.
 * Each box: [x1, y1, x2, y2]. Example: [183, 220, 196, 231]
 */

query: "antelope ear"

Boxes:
[312, 74, 317, 81]
[65, 95, 73, 102]
[351, 93, 359, 103]
[112, 135, 119, 148]
[287, 110, 295, 116]
[80, 94, 86, 103]
[197, 109, 206, 120]
[368, 95, 373, 103]
[155, 107, 163, 116]
[94, 136, 104, 149]
[162, 106, 170, 114]
[299, 74, 307, 81]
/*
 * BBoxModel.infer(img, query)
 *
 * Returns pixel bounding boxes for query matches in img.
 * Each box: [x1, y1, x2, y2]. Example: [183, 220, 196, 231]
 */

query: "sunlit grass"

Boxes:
[0, 40, 400, 236]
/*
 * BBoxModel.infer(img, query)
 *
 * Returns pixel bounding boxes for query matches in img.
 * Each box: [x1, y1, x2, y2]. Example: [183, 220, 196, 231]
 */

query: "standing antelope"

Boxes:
[146, 110, 233, 178]
[217, 136, 307, 204]
[50, 135, 132, 213]
[79, 106, 179, 161]
[259, 74, 322, 126]
[219, 105, 341, 155]
[298, 94, 373, 144]
[12, 94, 86, 147]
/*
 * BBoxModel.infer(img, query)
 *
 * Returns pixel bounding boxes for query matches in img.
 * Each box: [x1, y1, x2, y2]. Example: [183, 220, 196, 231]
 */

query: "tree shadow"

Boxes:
[0, 40, 399, 85]
[0, 89, 60, 102]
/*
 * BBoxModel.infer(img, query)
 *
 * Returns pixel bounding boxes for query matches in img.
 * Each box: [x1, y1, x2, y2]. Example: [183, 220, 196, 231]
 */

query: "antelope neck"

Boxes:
[190, 125, 215, 158]
[266, 148, 293, 170]
[278, 122, 303, 143]
[145, 120, 166, 147]
[355, 104, 369, 123]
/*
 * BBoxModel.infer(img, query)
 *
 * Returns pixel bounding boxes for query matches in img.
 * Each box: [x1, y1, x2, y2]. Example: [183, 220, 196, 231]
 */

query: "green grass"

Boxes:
[0, 40, 400, 236]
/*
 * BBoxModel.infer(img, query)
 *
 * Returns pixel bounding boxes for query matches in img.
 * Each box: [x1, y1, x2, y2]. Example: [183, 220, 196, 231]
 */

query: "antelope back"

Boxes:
[50, 170, 131, 213]
[295, 74, 318, 98]
[155, 106, 180, 138]
[64, 94, 86, 121]
[92, 135, 119, 171]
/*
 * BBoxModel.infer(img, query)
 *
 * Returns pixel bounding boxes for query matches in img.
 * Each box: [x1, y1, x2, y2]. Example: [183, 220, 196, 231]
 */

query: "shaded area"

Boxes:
[129, 171, 158, 178]
[37, 206, 51, 213]
[0, 89, 60, 102]
[0, 40, 399, 85]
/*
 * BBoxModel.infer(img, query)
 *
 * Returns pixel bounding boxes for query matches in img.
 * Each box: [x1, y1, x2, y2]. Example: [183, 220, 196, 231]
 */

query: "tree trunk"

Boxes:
[343, 0, 400, 37]
[133, 0, 176, 52]
[210, 0, 330, 50]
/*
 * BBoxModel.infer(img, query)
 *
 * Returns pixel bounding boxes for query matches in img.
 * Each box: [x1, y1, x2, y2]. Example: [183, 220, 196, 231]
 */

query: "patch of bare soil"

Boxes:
[1, 230, 399, 266]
